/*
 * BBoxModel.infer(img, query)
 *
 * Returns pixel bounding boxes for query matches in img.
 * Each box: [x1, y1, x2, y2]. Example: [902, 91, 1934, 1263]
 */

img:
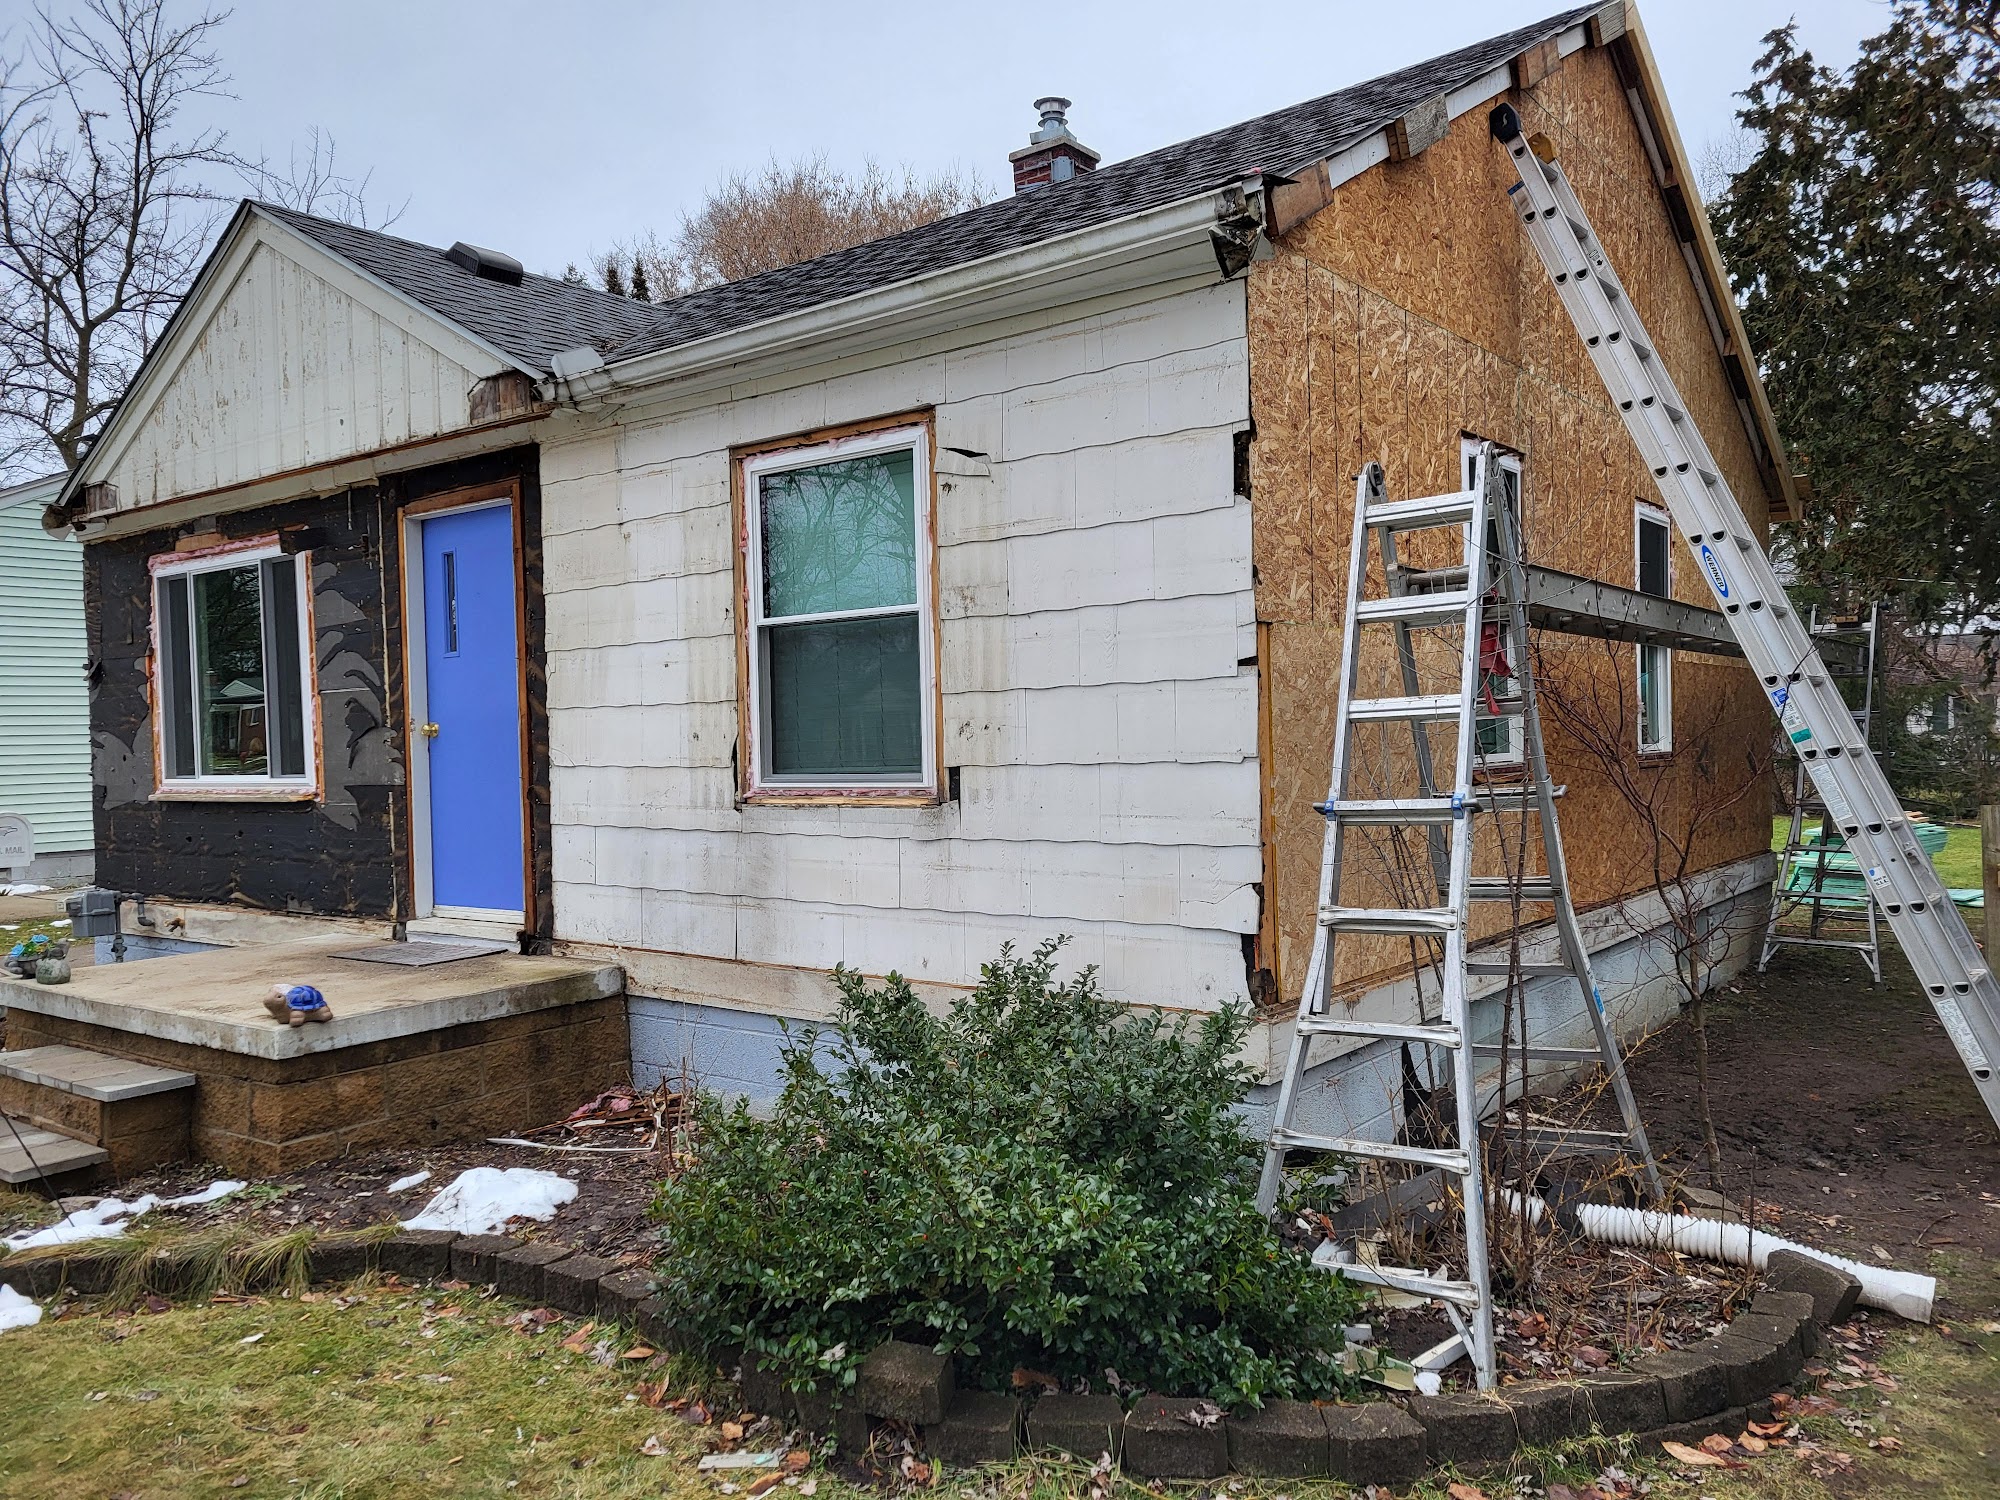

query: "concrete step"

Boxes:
[0, 1045, 195, 1178]
[0, 1116, 108, 1187]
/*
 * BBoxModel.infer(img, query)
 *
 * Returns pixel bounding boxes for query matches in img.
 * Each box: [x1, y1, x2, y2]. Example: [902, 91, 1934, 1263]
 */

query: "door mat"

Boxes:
[328, 940, 510, 967]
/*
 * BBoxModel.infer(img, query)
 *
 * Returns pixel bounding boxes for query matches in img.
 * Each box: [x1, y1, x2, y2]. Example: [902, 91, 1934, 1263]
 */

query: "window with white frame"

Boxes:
[1461, 438, 1524, 767]
[1635, 504, 1674, 753]
[151, 541, 314, 788]
[741, 423, 936, 795]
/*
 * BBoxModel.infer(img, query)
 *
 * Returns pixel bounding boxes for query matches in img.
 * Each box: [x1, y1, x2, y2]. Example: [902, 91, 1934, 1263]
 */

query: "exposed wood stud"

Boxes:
[1387, 96, 1450, 162]
[1513, 38, 1560, 90]
[1588, 1, 1629, 46]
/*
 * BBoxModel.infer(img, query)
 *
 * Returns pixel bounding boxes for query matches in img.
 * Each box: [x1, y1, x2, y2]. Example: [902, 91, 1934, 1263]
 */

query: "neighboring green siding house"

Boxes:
[0, 474, 93, 885]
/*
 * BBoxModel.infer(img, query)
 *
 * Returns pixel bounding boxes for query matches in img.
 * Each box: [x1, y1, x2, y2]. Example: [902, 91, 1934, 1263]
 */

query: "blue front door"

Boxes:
[420, 504, 525, 914]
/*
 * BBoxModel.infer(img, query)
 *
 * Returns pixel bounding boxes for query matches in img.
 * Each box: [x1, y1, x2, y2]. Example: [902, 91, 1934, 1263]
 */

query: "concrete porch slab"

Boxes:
[0, 937, 623, 1061]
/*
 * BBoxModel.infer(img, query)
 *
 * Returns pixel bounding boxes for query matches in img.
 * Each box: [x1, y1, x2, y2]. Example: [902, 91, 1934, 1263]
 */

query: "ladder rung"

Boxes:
[1322, 797, 1459, 825]
[1495, 1125, 1636, 1157]
[1464, 961, 1573, 977]
[1467, 878, 1557, 901]
[1272, 1129, 1470, 1175]
[1473, 783, 1561, 807]
[1309, 1246, 1483, 1307]
[1348, 694, 1461, 723]
[1354, 591, 1473, 627]
[1319, 905, 1457, 935]
[1468, 1044, 1604, 1062]
[1298, 1017, 1461, 1048]
[1365, 493, 1475, 530]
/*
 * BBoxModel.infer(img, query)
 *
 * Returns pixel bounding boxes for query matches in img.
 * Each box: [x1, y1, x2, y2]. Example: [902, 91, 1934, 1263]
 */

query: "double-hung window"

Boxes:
[740, 423, 936, 797]
[1461, 438, 1524, 767]
[1635, 504, 1673, 754]
[151, 540, 314, 791]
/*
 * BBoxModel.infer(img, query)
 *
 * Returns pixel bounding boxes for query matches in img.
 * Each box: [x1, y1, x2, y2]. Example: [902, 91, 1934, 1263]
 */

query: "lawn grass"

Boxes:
[0, 1270, 1993, 1498]
[1771, 815, 1981, 890]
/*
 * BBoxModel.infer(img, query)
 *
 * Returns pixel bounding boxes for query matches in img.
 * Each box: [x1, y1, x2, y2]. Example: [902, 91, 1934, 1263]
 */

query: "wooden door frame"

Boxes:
[398, 479, 532, 925]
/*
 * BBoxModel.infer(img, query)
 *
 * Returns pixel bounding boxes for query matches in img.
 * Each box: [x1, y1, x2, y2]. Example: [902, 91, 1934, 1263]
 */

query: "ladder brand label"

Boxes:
[1935, 998, 1991, 1074]
[1780, 694, 1813, 747]
[1699, 542, 1730, 599]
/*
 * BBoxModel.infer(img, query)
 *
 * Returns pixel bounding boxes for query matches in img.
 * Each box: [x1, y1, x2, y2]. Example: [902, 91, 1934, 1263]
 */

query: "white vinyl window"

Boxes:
[1636, 504, 1674, 754]
[741, 423, 937, 796]
[151, 540, 315, 790]
[1462, 438, 1524, 767]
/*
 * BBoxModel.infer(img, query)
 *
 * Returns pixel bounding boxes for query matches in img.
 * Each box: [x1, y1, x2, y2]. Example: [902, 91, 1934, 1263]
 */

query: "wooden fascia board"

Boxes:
[67, 206, 523, 509]
[1615, 6, 1803, 521]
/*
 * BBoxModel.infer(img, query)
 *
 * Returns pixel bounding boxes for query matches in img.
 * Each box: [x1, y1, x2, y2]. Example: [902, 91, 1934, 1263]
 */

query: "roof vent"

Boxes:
[444, 241, 525, 286]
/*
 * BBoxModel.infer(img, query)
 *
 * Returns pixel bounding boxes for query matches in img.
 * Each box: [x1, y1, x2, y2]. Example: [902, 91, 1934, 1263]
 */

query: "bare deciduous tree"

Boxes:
[0, 0, 236, 477]
[0, 0, 398, 481]
[600, 155, 988, 301]
[1533, 634, 1775, 1193]
[237, 125, 406, 231]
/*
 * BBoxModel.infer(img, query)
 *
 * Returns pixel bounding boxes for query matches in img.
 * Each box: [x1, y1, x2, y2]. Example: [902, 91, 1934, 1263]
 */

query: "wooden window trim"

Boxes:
[1635, 501, 1675, 756]
[146, 533, 321, 802]
[733, 412, 942, 805]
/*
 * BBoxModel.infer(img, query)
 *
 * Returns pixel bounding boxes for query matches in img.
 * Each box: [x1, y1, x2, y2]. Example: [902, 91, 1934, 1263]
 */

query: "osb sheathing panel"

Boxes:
[1250, 41, 1776, 1004]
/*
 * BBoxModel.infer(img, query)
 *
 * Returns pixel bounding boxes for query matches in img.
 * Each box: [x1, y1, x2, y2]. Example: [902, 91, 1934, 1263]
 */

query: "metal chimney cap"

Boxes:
[1032, 97, 1075, 143]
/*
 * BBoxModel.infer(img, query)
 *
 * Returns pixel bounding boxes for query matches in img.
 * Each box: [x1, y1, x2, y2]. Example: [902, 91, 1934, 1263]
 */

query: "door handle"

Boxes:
[419, 722, 440, 739]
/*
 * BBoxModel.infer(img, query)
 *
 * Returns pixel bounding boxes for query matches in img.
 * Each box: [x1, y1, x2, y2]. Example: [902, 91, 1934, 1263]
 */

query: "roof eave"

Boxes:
[562, 184, 1258, 408]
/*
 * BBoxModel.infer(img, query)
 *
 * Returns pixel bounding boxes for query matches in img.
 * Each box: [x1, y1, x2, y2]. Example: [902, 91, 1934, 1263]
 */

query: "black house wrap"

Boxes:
[84, 445, 551, 946]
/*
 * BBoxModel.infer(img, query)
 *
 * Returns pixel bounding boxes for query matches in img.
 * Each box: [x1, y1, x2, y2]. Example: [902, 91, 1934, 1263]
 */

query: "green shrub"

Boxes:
[650, 939, 1361, 1408]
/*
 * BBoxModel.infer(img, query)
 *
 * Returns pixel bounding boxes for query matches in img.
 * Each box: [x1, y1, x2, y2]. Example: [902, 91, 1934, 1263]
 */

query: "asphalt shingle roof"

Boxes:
[267, 5, 1598, 375]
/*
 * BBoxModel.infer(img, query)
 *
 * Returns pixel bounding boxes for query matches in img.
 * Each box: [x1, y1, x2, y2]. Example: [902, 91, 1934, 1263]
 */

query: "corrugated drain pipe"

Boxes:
[1499, 1191, 1935, 1323]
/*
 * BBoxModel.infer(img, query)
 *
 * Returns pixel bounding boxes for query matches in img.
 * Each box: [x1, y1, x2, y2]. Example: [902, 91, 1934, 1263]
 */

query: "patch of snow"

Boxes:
[385, 1170, 431, 1194]
[0, 1285, 41, 1332]
[0, 884, 51, 897]
[1, 1179, 246, 1251]
[400, 1167, 577, 1235]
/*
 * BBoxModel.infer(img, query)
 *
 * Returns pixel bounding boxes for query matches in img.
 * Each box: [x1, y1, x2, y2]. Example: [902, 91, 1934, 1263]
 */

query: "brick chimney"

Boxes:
[1010, 97, 1100, 193]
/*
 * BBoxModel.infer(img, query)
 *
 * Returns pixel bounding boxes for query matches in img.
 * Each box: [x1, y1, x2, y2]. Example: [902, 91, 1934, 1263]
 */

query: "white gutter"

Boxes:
[544, 184, 1257, 407]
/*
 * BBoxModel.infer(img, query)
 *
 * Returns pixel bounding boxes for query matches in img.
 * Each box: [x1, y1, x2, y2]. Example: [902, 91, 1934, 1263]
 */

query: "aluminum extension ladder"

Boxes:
[1492, 102, 2000, 1130]
[1759, 607, 1885, 982]
[1254, 445, 1662, 1392]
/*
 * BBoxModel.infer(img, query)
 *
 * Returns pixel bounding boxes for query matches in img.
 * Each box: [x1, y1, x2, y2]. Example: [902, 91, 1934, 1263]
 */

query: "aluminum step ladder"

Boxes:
[1760, 606, 1885, 982]
[1493, 102, 2000, 1130]
[1254, 446, 1662, 1392]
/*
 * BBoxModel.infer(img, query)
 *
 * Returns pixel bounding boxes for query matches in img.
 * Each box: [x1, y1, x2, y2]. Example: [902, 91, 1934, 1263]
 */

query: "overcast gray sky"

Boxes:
[203, 0, 1888, 277]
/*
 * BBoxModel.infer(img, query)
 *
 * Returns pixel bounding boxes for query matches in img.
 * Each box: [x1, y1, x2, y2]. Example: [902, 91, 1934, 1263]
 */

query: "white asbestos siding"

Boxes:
[0, 479, 92, 854]
[543, 281, 1258, 1010]
[104, 240, 493, 509]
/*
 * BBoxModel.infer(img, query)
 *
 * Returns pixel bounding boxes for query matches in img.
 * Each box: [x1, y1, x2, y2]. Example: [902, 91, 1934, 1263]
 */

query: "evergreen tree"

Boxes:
[629, 258, 651, 302]
[602, 257, 625, 298]
[561, 263, 586, 285]
[1712, 2, 2000, 628]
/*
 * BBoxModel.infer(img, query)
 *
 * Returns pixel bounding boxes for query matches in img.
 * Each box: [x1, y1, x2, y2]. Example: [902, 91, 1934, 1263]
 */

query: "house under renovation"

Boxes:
[0, 2, 1792, 1180]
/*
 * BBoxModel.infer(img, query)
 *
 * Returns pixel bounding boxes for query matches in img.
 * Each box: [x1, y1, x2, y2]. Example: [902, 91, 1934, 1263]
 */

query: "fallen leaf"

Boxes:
[1661, 1440, 1728, 1467]
[622, 1344, 655, 1360]
[1572, 1346, 1612, 1369]
[721, 1420, 746, 1441]
[238, 1333, 264, 1346]
[143, 1295, 171, 1315]
[781, 1450, 811, 1472]
[639, 1434, 667, 1457]
[1010, 1367, 1059, 1393]
[798, 1483, 818, 1497]
[1737, 1431, 1768, 1454]
[1700, 1434, 1736, 1456]
[1448, 1484, 1490, 1500]
[748, 1476, 785, 1496]
[1748, 1419, 1788, 1437]
[1515, 1313, 1548, 1340]
[1870, 1435, 1904, 1453]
